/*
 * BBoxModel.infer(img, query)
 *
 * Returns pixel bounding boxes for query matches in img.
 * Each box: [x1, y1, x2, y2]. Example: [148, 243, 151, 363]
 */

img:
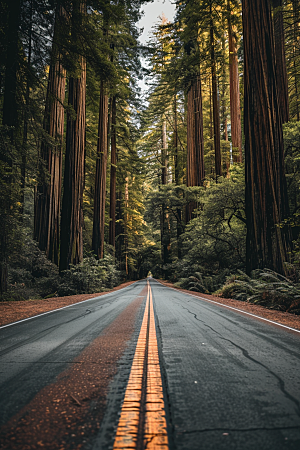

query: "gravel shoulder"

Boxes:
[0, 281, 136, 327]
[157, 279, 300, 331]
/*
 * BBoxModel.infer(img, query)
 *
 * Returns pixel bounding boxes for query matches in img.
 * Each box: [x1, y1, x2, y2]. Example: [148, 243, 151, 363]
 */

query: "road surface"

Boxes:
[0, 278, 300, 449]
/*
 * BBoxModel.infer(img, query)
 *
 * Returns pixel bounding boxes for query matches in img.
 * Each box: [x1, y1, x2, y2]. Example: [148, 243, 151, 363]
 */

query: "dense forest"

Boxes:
[1, 0, 300, 313]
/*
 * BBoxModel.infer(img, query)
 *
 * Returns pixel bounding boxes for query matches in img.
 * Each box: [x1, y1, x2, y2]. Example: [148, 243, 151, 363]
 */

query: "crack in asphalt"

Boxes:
[181, 305, 300, 418]
[177, 425, 300, 434]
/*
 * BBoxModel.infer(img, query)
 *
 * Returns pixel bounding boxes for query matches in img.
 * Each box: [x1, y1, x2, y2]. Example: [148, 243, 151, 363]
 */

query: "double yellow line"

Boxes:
[113, 280, 169, 449]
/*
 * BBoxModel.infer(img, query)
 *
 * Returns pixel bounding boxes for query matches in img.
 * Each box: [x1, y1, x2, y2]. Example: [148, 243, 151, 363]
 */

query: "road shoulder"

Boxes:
[157, 279, 300, 331]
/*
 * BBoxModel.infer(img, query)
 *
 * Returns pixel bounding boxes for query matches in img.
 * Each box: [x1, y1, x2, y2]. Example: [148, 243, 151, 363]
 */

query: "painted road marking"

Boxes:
[0, 281, 142, 330]
[155, 279, 300, 334]
[113, 280, 169, 450]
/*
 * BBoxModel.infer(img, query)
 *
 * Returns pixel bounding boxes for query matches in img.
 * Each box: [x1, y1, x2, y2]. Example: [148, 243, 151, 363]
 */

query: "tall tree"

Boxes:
[272, 0, 289, 123]
[210, 6, 222, 178]
[109, 95, 117, 250]
[2, 0, 21, 144]
[227, 0, 242, 161]
[186, 74, 205, 221]
[92, 80, 108, 259]
[60, 0, 86, 272]
[0, 0, 22, 294]
[34, 4, 66, 264]
[161, 119, 171, 269]
[186, 75, 205, 188]
[243, 0, 292, 275]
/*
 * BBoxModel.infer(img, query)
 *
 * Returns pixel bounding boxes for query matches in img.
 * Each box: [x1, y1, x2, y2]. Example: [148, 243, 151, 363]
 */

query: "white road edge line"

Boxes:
[153, 279, 300, 334]
[0, 280, 142, 330]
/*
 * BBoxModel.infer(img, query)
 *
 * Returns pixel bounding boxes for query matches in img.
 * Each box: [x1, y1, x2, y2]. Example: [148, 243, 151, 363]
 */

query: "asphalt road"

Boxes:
[0, 278, 300, 450]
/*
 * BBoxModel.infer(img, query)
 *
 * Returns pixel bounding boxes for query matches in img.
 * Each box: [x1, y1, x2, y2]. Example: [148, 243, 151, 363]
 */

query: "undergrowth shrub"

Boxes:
[58, 255, 120, 296]
[3, 237, 120, 301]
[216, 269, 300, 314]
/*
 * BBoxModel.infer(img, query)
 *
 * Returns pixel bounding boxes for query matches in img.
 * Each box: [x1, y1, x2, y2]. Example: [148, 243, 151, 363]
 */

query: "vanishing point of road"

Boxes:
[0, 278, 300, 449]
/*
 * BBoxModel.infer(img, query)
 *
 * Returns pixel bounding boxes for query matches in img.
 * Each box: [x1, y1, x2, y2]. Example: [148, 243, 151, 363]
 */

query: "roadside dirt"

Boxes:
[0, 281, 136, 327]
[1, 278, 300, 332]
[0, 285, 147, 450]
[158, 280, 300, 332]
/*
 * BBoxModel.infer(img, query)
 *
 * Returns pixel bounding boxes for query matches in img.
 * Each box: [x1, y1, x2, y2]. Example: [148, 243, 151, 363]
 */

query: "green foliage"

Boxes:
[174, 167, 246, 289]
[4, 238, 120, 301]
[216, 269, 300, 314]
[59, 254, 120, 296]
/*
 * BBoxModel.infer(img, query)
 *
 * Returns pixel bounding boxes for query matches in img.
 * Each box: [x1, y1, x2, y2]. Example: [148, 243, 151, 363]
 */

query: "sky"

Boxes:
[137, 1, 176, 93]
[138, 0, 176, 45]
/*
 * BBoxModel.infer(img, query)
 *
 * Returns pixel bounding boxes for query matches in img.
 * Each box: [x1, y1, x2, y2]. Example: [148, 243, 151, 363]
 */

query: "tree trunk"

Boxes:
[292, 0, 299, 121]
[220, 30, 229, 142]
[161, 120, 167, 185]
[92, 81, 108, 259]
[173, 93, 179, 185]
[2, 0, 21, 144]
[186, 75, 205, 221]
[109, 95, 116, 249]
[228, 0, 242, 162]
[272, 0, 289, 123]
[173, 93, 183, 258]
[161, 120, 171, 272]
[34, 5, 66, 265]
[124, 176, 129, 276]
[210, 16, 222, 178]
[21, 0, 33, 217]
[0, 0, 21, 294]
[243, 0, 292, 275]
[60, 1, 86, 272]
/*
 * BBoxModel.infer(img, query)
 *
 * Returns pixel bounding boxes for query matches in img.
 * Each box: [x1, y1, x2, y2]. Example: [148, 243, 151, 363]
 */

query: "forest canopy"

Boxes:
[1, 0, 300, 313]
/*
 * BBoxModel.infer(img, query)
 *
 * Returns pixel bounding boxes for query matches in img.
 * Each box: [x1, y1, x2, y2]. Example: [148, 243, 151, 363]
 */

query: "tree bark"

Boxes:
[2, 0, 21, 144]
[243, 0, 292, 275]
[186, 75, 205, 221]
[161, 120, 171, 272]
[60, 1, 86, 272]
[161, 120, 167, 185]
[210, 16, 222, 178]
[34, 5, 66, 265]
[21, 0, 33, 216]
[173, 93, 179, 185]
[92, 81, 108, 259]
[109, 95, 116, 249]
[292, 0, 299, 121]
[272, 0, 289, 123]
[0, 0, 21, 294]
[228, 0, 242, 161]
[173, 93, 183, 258]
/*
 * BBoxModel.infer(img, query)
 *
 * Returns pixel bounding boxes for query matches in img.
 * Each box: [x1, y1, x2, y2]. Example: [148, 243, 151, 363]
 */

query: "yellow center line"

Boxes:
[113, 280, 169, 450]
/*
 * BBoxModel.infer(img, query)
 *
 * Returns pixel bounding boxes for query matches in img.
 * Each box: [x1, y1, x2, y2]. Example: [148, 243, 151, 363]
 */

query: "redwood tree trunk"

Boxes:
[173, 93, 183, 258]
[34, 5, 66, 265]
[161, 120, 170, 271]
[60, 1, 86, 272]
[228, 0, 242, 161]
[243, 0, 291, 275]
[292, 0, 300, 121]
[186, 75, 205, 221]
[0, 0, 21, 294]
[92, 81, 108, 259]
[109, 95, 116, 249]
[272, 0, 289, 123]
[210, 16, 222, 177]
